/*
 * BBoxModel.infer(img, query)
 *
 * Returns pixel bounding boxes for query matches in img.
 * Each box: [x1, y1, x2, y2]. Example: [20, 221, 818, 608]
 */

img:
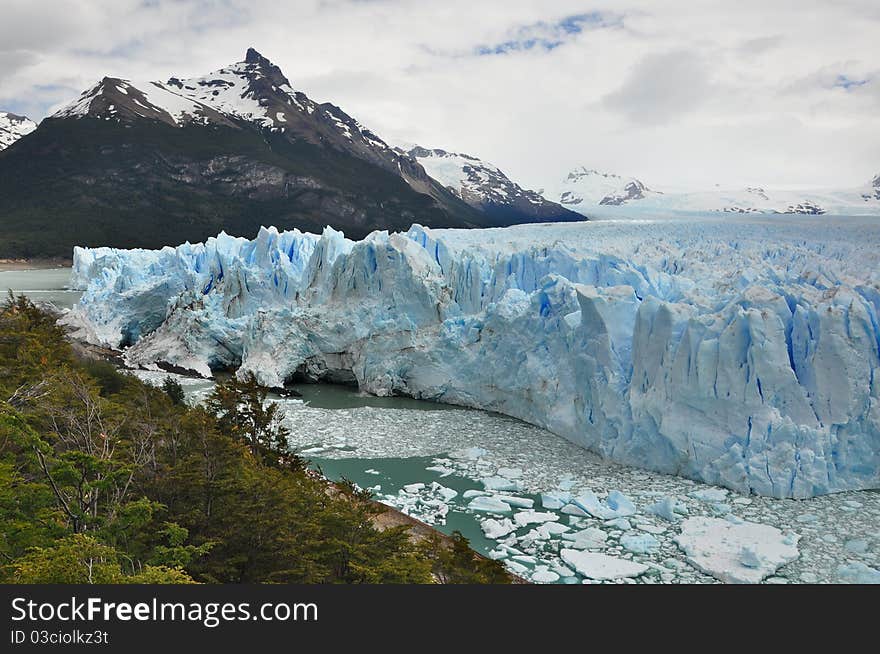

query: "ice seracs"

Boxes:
[66, 216, 880, 498]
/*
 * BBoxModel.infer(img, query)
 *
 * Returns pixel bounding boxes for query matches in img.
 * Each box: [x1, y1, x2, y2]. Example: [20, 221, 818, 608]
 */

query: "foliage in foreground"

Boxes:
[0, 296, 509, 584]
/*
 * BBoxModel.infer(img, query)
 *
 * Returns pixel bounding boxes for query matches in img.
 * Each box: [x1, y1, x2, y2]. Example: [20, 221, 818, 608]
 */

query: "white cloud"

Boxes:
[0, 0, 878, 191]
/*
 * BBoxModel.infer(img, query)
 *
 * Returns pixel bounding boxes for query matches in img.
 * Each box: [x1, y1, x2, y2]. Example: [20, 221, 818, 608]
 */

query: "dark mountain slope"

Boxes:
[0, 49, 484, 258]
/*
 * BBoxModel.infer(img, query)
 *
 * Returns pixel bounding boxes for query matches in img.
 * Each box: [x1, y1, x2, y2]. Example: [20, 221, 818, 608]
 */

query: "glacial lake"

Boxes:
[10, 268, 880, 584]
[0, 266, 82, 309]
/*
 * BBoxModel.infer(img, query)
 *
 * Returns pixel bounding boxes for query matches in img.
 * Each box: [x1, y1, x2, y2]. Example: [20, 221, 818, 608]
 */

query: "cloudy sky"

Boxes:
[1, 0, 878, 191]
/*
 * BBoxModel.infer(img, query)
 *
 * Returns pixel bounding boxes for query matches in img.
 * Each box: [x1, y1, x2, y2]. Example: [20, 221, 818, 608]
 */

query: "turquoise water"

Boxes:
[0, 267, 80, 309]
[290, 383, 460, 412]
[311, 455, 501, 554]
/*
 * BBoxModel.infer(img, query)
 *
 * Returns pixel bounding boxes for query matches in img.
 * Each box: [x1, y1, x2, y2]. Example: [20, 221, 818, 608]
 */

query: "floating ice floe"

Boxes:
[513, 510, 560, 527]
[674, 516, 800, 583]
[647, 496, 688, 521]
[605, 518, 632, 531]
[560, 550, 649, 580]
[562, 527, 609, 550]
[495, 495, 534, 509]
[481, 476, 523, 492]
[620, 533, 660, 555]
[531, 568, 561, 583]
[540, 492, 569, 510]
[468, 496, 512, 513]
[836, 562, 880, 584]
[688, 488, 729, 503]
[481, 518, 516, 539]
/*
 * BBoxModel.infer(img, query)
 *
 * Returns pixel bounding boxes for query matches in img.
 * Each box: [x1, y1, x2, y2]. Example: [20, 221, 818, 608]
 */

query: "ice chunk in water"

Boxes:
[674, 516, 800, 583]
[561, 550, 649, 580]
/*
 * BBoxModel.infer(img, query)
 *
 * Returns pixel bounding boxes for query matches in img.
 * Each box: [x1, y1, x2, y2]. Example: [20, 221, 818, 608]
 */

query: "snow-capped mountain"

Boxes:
[0, 112, 36, 150]
[50, 48, 447, 195]
[543, 167, 662, 208]
[402, 146, 581, 225]
[0, 48, 489, 258]
[544, 167, 880, 216]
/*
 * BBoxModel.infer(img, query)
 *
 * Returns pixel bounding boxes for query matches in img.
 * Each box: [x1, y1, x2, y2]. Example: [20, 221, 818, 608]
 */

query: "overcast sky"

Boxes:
[1, 0, 878, 191]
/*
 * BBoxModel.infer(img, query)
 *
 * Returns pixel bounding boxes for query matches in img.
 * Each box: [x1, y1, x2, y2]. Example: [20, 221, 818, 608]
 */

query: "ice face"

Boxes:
[65, 216, 880, 498]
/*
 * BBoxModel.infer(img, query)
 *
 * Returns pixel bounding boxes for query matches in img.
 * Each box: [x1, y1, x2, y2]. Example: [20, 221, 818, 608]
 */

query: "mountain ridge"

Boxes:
[0, 49, 490, 258]
[402, 145, 582, 225]
[543, 166, 880, 216]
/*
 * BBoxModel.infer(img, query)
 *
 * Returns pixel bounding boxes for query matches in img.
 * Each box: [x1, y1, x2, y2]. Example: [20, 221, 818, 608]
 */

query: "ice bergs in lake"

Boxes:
[688, 488, 729, 503]
[540, 491, 570, 509]
[468, 496, 512, 513]
[620, 533, 660, 555]
[560, 550, 649, 580]
[646, 496, 688, 522]
[605, 518, 632, 531]
[65, 218, 880, 498]
[531, 568, 561, 583]
[481, 518, 516, 539]
[494, 494, 534, 508]
[674, 516, 800, 583]
[562, 527, 609, 550]
[836, 562, 880, 584]
[481, 476, 523, 492]
[513, 510, 559, 527]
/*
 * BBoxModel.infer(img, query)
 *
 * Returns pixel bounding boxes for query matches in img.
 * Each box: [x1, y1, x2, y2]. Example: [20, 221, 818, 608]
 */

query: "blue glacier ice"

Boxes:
[64, 216, 880, 498]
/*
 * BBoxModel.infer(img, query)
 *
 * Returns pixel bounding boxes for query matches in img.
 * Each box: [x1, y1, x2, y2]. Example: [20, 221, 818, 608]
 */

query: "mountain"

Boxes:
[402, 146, 583, 225]
[540, 167, 662, 209]
[543, 166, 880, 216]
[0, 48, 487, 258]
[0, 112, 36, 150]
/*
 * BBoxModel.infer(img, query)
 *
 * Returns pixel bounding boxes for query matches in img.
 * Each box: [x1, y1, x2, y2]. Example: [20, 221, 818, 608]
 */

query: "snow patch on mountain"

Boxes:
[65, 216, 880, 498]
[0, 112, 36, 150]
[406, 147, 520, 204]
[542, 167, 661, 208]
[404, 146, 581, 223]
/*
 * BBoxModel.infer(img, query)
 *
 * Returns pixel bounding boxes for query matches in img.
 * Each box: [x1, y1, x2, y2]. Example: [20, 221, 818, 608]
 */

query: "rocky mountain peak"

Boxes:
[244, 47, 269, 65]
[238, 47, 292, 89]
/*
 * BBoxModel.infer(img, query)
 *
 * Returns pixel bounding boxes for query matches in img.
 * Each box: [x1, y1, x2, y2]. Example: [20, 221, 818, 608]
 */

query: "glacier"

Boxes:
[64, 215, 880, 498]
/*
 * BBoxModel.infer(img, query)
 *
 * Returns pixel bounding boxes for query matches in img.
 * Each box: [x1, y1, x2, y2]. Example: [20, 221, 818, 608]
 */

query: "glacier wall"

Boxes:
[65, 217, 880, 498]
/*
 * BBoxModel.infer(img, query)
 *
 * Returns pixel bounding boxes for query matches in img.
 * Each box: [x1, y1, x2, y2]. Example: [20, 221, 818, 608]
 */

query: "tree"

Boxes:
[207, 373, 301, 468]
[162, 378, 186, 405]
[418, 531, 511, 584]
[6, 534, 196, 584]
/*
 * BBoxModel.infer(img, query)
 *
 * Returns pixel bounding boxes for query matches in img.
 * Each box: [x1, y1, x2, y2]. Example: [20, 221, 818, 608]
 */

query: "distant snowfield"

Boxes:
[542, 167, 880, 216]
[65, 213, 880, 499]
